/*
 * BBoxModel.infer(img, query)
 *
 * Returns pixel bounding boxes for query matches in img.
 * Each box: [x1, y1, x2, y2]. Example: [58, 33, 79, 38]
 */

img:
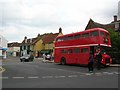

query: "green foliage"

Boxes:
[107, 29, 120, 63]
[107, 29, 120, 52]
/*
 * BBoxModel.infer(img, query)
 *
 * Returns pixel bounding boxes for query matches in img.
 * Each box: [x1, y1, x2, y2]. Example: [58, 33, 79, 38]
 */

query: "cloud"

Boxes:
[0, 0, 119, 42]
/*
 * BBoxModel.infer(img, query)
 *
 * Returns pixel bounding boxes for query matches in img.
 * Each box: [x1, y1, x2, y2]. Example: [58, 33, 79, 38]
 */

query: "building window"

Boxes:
[24, 46, 26, 50]
[28, 45, 30, 50]
[115, 22, 120, 31]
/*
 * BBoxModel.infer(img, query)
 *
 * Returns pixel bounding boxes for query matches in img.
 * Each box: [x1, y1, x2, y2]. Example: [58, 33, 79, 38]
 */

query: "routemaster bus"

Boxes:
[54, 28, 112, 66]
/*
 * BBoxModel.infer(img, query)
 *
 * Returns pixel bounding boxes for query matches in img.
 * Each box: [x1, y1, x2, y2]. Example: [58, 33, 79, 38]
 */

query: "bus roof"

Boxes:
[56, 28, 109, 39]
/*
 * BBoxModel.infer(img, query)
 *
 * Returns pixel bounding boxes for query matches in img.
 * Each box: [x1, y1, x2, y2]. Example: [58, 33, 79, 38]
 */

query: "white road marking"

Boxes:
[42, 76, 53, 78]
[107, 73, 114, 75]
[0, 77, 8, 79]
[55, 76, 66, 78]
[113, 72, 119, 75]
[79, 75, 85, 76]
[95, 73, 101, 75]
[12, 77, 24, 79]
[85, 73, 93, 75]
[68, 75, 78, 78]
[95, 73, 102, 76]
[28, 77, 39, 79]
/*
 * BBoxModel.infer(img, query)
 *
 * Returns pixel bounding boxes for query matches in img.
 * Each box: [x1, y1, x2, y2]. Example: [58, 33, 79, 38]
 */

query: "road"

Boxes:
[1, 56, 119, 89]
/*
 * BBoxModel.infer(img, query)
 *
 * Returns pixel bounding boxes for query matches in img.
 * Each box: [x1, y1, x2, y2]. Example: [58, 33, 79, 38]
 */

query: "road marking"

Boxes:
[79, 75, 85, 76]
[85, 73, 93, 75]
[12, 77, 24, 79]
[0, 67, 5, 73]
[42, 76, 53, 78]
[95, 73, 101, 75]
[107, 72, 114, 75]
[28, 77, 39, 79]
[68, 75, 78, 78]
[112, 72, 119, 75]
[0, 77, 8, 79]
[55, 76, 66, 78]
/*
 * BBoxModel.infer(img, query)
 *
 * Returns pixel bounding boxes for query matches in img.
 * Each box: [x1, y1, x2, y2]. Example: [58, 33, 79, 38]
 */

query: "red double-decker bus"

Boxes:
[54, 28, 112, 66]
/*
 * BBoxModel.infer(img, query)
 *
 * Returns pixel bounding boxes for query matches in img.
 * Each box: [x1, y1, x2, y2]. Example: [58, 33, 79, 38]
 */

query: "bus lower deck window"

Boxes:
[74, 48, 80, 53]
[81, 48, 89, 53]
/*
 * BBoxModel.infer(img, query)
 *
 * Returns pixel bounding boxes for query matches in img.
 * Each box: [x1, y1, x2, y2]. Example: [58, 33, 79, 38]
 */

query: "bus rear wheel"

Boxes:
[60, 58, 66, 65]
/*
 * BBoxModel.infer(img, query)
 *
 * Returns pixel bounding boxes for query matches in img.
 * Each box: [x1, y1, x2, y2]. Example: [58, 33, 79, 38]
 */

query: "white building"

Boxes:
[118, 1, 120, 19]
[8, 42, 21, 57]
[0, 34, 8, 59]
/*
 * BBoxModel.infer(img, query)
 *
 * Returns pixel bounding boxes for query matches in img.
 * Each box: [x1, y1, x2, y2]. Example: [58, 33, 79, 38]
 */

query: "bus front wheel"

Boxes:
[60, 58, 66, 65]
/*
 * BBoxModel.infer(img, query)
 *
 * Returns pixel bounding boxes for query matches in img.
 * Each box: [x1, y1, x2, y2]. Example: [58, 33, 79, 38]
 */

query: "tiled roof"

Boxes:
[85, 19, 119, 31]
[42, 33, 59, 44]
[22, 37, 37, 45]
[22, 33, 59, 45]
[8, 42, 21, 47]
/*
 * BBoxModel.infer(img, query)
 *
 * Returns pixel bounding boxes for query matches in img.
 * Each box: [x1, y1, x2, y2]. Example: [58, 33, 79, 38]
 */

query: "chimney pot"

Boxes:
[59, 27, 62, 33]
[24, 36, 27, 43]
[114, 15, 117, 22]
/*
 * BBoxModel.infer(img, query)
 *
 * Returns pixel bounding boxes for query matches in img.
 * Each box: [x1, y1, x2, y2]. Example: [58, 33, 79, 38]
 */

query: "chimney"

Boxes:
[114, 15, 117, 22]
[24, 36, 27, 43]
[37, 33, 40, 37]
[59, 27, 62, 33]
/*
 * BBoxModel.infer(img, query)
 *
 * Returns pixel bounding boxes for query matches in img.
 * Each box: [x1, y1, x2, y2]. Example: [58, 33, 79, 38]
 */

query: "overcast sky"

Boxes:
[0, 0, 120, 43]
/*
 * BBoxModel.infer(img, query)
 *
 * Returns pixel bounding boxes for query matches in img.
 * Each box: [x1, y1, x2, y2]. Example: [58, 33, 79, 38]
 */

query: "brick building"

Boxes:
[85, 16, 120, 32]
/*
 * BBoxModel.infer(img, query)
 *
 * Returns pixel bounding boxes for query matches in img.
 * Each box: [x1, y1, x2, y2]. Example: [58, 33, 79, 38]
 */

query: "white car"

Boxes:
[20, 55, 34, 62]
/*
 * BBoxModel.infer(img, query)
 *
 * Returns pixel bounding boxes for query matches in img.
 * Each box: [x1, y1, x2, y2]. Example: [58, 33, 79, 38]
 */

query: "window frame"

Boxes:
[90, 31, 99, 37]
[81, 48, 89, 53]
[73, 48, 80, 53]
[82, 33, 89, 38]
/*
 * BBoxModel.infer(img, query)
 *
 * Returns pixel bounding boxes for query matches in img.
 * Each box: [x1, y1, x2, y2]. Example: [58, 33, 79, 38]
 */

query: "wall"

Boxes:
[0, 35, 8, 59]
[118, 1, 120, 19]
[8, 47, 20, 56]
[33, 39, 44, 57]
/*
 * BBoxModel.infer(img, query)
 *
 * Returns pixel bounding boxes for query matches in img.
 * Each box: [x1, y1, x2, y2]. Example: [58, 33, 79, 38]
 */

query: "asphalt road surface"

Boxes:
[1, 57, 119, 88]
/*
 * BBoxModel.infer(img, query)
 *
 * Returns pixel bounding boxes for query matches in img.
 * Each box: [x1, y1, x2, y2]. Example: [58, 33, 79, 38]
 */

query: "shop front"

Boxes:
[0, 48, 8, 59]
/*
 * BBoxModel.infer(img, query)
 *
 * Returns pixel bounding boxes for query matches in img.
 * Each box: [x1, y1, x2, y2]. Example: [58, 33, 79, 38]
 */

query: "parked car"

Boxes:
[20, 55, 34, 62]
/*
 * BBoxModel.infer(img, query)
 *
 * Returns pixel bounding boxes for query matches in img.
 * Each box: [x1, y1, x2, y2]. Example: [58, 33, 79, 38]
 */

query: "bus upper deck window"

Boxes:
[100, 31, 105, 36]
[68, 36, 74, 40]
[90, 31, 98, 37]
[105, 33, 110, 38]
[82, 33, 89, 38]
[74, 34, 80, 39]
[56, 38, 62, 42]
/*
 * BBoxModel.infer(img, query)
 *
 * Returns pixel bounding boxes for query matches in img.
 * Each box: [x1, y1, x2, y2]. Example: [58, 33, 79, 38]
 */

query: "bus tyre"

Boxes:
[60, 58, 66, 65]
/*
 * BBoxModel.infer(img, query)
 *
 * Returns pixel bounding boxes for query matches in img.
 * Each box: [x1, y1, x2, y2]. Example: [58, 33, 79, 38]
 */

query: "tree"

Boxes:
[107, 29, 120, 63]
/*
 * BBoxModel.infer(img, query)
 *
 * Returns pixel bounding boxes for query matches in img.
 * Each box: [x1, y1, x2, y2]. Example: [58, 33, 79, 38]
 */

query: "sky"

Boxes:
[0, 0, 120, 43]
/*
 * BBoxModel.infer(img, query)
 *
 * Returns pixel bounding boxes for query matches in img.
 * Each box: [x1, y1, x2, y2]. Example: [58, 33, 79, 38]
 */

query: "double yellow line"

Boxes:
[0, 67, 5, 73]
